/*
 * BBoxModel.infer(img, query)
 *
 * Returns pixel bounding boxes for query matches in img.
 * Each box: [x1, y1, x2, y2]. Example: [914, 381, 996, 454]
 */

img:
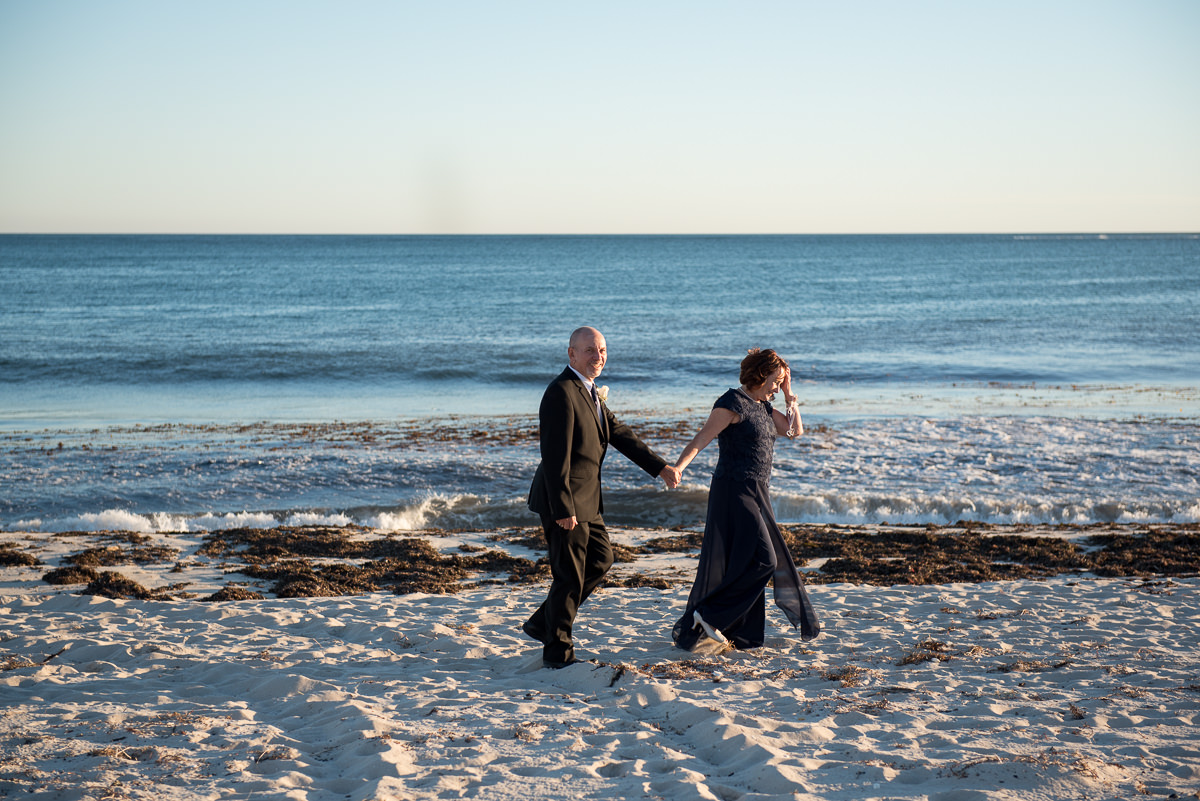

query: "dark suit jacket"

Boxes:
[528, 368, 668, 523]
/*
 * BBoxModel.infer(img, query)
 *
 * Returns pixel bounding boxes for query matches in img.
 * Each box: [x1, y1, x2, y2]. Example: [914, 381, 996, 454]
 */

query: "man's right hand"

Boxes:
[556, 515, 578, 531]
[660, 465, 682, 489]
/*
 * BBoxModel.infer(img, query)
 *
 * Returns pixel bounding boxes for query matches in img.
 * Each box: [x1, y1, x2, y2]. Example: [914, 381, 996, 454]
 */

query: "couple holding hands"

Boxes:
[523, 326, 821, 669]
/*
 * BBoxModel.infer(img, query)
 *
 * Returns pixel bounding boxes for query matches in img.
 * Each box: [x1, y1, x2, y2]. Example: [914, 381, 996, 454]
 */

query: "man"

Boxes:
[524, 326, 681, 668]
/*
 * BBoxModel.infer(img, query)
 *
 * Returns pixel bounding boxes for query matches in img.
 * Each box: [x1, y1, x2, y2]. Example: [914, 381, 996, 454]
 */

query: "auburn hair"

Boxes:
[740, 348, 788, 388]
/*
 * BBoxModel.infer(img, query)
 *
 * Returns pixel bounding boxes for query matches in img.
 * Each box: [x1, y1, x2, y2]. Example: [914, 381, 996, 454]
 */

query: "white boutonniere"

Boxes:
[596, 385, 609, 403]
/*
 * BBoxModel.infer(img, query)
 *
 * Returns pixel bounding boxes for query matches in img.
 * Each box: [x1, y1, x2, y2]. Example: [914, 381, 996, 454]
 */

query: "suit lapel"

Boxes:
[596, 394, 609, 442]
[574, 380, 606, 440]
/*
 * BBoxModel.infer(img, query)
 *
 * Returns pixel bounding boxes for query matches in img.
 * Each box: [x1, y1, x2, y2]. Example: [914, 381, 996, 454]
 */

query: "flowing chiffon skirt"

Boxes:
[672, 475, 820, 650]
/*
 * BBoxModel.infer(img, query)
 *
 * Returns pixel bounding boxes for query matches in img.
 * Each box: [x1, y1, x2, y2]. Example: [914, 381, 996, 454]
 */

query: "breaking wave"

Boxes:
[17, 490, 1198, 535]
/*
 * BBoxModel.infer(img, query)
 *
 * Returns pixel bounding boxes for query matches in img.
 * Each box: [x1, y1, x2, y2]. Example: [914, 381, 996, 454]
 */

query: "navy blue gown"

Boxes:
[672, 388, 821, 650]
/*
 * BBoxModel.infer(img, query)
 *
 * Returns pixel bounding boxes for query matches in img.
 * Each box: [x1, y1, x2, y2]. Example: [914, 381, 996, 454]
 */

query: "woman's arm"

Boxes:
[674, 407, 738, 474]
[772, 366, 803, 438]
[771, 402, 802, 438]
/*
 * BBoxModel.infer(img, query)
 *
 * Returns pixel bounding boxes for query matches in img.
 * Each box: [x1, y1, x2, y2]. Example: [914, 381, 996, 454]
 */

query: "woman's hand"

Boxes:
[781, 366, 795, 404]
[776, 367, 801, 437]
[660, 465, 681, 489]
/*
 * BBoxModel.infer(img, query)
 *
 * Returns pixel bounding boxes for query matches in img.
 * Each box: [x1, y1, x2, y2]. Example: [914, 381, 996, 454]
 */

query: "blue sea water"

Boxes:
[2, 234, 1198, 531]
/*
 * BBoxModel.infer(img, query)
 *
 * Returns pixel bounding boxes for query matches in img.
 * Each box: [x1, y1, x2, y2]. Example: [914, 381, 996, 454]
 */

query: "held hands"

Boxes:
[659, 465, 681, 489]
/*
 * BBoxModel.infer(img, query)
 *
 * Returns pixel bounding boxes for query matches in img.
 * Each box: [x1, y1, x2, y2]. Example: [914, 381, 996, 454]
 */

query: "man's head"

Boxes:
[568, 326, 607, 381]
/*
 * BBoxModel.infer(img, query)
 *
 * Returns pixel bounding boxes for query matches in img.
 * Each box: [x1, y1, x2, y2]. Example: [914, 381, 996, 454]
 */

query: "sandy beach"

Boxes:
[2, 523, 1198, 800]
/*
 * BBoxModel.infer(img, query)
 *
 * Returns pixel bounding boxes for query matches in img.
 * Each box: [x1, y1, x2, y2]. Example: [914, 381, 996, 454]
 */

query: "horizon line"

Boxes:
[3, 231, 1198, 238]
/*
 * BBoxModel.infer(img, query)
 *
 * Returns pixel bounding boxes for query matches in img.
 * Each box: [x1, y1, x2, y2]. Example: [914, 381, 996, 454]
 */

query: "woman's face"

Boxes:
[755, 367, 784, 399]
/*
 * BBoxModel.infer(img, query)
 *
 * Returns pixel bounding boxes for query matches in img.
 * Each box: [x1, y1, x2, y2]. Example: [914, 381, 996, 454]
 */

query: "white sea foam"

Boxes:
[769, 491, 1198, 526]
[23, 509, 347, 534]
[365, 494, 531, 531]
[285, 511, 355, 527]
[3, 413, 1195, 532]
[17, 485, 1199, 535]
[68, 508, 158, 533]
[189, 511, 281, 530]
[365, 495, 465, 531]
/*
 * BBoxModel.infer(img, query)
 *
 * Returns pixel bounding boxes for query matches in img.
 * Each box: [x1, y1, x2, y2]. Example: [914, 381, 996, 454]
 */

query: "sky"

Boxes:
[1, 1, 1198, 234]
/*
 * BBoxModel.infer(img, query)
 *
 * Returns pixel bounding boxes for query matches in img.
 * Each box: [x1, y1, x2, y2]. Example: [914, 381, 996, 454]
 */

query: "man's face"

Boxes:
[568, 330, 607, 380]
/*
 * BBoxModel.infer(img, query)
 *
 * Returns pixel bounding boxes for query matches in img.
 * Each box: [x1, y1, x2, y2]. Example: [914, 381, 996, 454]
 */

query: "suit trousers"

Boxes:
[525, 515, 614, 662]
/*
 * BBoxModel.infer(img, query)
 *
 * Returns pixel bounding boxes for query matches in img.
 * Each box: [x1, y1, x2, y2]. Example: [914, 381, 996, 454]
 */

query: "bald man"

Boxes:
[524, 327, 680, 668]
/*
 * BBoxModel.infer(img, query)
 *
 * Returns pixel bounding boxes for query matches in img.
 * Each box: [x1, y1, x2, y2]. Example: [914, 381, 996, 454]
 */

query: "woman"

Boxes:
[671, 348, 821, 651]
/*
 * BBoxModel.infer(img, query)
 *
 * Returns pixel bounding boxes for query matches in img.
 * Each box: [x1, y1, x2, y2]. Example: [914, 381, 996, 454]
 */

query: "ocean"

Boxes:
[2, 234, 1197, 532]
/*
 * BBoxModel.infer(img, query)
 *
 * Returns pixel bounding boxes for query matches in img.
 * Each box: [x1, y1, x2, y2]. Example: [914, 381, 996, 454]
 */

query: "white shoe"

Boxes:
[693, 610, 728, 644]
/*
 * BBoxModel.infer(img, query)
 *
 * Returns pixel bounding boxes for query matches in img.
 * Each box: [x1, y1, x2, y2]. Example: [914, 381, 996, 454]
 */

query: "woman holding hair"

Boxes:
[672, 348, 821, 651]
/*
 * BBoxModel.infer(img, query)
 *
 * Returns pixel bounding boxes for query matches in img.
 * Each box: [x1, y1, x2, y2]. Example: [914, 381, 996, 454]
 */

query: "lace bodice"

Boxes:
[711, 388, 777, 482]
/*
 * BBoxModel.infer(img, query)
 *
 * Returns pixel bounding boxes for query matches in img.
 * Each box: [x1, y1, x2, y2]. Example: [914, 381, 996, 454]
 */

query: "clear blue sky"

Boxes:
[2, 1, 1197, 234]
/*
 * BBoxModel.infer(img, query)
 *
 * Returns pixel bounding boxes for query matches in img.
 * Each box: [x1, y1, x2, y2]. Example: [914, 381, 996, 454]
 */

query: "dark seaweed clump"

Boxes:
[1085, 528, 1200, 576]
[63, 543, 180, 568]
[0, 543, 42, 568]
[486, 528, 547, 552]
[81, 571, 175, 600]
[605, 573, 672, 590]
[199, 526, 548, 597]
[43, 566, 101, 585]
[642, 532, 704, 553]
[28, 521, 1198, 602]
[771, 523, 1200, 585]
[205, 586, 265, 602]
